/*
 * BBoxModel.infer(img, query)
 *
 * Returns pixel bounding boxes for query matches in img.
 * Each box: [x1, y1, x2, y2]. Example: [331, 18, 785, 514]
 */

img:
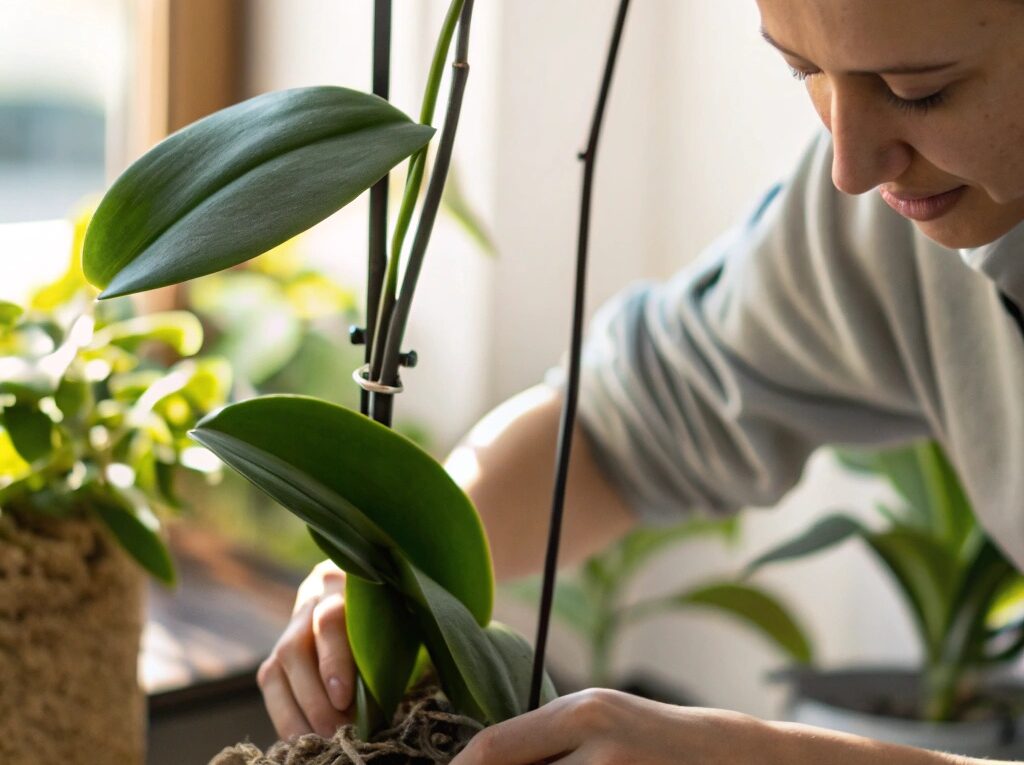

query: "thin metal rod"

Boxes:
[529, 0, 631, 711]
[375, 0, 476, 402]
[364, 0, 392, 421]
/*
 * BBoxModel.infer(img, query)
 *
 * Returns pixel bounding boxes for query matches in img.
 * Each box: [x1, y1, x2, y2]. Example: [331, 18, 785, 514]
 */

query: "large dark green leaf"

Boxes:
[742, 514, 863, 578]
[194, 426, 394, 585]
[191, 395, 493, 623]
[400, 562, 554, 723]
[484, 621, 558, 712]
[345, 575, 421, 720]
[84, 87, 435, 298]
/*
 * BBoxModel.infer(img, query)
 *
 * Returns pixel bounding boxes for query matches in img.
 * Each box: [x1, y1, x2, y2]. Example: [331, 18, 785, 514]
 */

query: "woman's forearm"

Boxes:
[444, 384, 636, 581]
[768, 719, 1013, 765]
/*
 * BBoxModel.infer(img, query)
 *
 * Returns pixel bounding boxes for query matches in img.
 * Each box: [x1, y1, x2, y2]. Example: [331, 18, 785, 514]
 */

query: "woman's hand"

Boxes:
[258, 560, 356, 739]
[449, 688, 779, 765]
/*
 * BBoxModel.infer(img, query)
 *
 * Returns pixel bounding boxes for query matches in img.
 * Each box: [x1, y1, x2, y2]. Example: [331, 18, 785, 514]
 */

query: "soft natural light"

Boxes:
[0, 220, 72, 302]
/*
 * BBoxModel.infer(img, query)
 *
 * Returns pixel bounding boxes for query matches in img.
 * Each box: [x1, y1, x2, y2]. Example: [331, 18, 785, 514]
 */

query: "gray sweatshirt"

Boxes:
[565, 129, 1024, 570]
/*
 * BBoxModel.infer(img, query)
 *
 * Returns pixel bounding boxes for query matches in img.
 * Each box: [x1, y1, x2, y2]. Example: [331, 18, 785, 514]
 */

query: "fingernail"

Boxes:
[327, 676, 349, 711]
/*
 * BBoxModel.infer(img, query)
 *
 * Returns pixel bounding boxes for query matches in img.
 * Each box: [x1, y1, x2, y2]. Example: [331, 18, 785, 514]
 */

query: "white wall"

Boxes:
[247, 0, 920, 721]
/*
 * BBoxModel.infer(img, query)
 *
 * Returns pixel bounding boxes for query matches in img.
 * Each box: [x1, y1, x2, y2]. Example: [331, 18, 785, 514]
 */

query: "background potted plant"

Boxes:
[0, 210, 228, 764]
[508, 515, 813, 697]
[739, 440, 1024, 758]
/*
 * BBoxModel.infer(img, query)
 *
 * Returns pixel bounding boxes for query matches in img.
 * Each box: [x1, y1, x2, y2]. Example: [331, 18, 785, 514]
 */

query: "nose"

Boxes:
[825, 81, 913, 195]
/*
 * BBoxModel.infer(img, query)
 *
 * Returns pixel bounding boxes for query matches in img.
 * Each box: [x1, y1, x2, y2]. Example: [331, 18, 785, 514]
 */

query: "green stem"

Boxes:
[370, 0, 465, 378]
[922, 660, 961, 721]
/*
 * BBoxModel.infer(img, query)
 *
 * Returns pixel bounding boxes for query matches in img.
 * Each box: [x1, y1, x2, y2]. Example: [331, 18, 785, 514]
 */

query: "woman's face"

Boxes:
[756, 0, 1024, 248]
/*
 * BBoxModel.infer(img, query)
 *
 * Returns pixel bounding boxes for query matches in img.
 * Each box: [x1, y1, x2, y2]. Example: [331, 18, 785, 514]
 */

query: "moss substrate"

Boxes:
[0, 510, 145, 764]
[210, 685, 482, 765]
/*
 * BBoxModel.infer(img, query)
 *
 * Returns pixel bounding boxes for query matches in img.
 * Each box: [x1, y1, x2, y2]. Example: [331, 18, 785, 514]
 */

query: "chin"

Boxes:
[913, 221, 1003, 250]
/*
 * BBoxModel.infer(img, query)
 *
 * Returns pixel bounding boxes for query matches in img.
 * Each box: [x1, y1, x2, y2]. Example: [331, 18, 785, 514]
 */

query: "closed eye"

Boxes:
[788, 67, 947, 114]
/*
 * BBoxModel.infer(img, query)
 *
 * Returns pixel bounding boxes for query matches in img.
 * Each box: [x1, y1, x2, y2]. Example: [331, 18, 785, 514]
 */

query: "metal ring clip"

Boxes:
[352, 364, 404, 395]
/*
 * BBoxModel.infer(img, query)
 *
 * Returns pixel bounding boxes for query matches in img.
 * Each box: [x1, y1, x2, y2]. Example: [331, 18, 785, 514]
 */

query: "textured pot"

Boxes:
[0, 509, 145, 764]
[783, 667, 1024, 758]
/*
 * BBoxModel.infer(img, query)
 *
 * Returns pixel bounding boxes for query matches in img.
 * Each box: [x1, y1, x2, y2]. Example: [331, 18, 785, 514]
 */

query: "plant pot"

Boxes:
[0, 509, 145, 764]
[779, 667, 1024, 758]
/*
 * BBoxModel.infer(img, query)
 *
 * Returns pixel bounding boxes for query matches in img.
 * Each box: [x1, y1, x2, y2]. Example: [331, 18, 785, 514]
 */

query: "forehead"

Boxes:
[755, 0, 1005, 65]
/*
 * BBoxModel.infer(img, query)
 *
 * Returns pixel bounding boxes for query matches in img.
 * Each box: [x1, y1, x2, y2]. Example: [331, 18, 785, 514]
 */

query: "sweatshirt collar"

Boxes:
[959, 220, 1024, 305]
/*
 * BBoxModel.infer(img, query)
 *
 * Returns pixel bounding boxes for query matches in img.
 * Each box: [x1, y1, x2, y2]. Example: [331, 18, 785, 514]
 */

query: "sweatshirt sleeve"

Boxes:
[556, 130, 932, 522]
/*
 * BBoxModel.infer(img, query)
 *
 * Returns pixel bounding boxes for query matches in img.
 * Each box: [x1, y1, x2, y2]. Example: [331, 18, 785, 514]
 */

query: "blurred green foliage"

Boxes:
[0, 209, 229, 584]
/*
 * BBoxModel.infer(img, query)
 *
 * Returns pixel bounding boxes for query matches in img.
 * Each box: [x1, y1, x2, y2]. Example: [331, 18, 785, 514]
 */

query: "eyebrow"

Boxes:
[760, 28, 959, 75]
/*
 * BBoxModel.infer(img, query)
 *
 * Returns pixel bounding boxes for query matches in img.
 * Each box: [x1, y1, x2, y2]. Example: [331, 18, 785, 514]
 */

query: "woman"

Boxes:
[260, 0, 1024, 761]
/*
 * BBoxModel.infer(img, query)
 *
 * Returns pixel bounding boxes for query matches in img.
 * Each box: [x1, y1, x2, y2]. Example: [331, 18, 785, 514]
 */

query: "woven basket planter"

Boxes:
[0, 509, 145, 764]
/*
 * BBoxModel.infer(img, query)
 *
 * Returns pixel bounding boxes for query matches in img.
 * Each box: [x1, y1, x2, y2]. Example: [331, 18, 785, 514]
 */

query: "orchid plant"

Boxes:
[80, 0, 554, 733]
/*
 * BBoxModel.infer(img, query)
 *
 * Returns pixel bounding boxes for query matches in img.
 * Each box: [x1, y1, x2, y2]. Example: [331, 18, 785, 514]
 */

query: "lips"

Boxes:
[879, 185, 968, 222]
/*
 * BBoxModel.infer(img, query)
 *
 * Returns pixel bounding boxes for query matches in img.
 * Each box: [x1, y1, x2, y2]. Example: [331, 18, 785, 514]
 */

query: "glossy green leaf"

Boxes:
[2, 403, 54, 463]
[484, 622, 558, 711]
[743, 514, 863, 578]
[192, 395, 493, 623]
[91, 490, 176, 585]
[345, 575, 421, 720]
[84, 86, 435, 298]
[666, 582, 813, 664]
[91, 311, 204, 356]
[194, 427, 393, 584]
[400, 562, 549, 723]
[354, 676, 387, 742]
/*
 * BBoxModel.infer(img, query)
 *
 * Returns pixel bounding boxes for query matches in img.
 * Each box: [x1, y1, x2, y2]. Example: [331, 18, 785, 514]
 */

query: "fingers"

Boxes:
[311, 578, 355, 711]
[450, 695, 585, 765]
[277, 604, 350, 735]
[260, 562, 352, 740]
[257, 656, 310, 740]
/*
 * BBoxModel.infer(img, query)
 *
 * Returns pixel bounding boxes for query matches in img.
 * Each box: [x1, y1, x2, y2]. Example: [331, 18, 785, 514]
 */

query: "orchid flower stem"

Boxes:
[528, 0, 632, 712]
[369, 0, 465, 391]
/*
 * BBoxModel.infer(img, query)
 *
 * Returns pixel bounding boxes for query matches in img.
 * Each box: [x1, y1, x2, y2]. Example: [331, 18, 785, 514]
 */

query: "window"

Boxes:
[0, 0, 129, 224]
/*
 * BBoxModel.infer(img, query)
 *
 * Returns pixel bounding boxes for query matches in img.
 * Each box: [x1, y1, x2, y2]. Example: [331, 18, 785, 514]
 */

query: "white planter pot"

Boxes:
[782, 668, 1024, 759]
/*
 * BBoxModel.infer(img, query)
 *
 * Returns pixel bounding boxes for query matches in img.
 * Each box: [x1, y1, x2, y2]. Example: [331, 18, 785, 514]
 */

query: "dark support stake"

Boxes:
[529, 0, 632, 712]
[372, 0, 477, 427]
[362, 0, 393, 421]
